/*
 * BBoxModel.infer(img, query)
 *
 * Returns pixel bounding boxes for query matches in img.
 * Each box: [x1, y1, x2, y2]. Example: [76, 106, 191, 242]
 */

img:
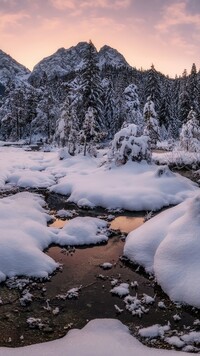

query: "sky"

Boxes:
[0, 0, 200, 78]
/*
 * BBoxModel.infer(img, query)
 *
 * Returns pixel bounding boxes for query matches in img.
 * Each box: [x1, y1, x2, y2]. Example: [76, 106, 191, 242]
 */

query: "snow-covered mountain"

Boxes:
[98, 45, 131, 69]
[0, 49, 30, 87]
[29, 42, 89, 83]
[28, 42, 131, 85]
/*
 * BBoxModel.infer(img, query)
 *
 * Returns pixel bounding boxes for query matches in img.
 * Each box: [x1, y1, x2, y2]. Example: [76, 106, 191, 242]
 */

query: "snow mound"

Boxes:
[124, 194, 200, 307]
[55, 217, 108, 245]
[7, 169, 55, 188]
[0, 319, 193, 356]
[0, 193, 109, 281]
[0, 192, 58, 281]
[50, 156, 197, 211]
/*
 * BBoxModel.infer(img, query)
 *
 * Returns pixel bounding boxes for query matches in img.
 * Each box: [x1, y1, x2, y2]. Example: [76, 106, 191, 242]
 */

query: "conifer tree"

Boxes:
[107, 124, 151, 166]
[80, 106, 98, 157]
[180, 108, 200, 152]
[143, 96, 160, 148]
[178, 70, 190, 124]
[144, 65, 161, 116]
[187, 63, 199, 111]
[80, 40, 104, 131]
[121, 84, 143, 132]
[55, 96, 79, 155]
[102, 78, 117, 137]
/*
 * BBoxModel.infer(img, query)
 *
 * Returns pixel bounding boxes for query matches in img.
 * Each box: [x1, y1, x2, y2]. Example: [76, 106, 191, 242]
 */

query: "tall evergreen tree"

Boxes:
[143, 96, 160, 148]
[144, 64, 161, 117]
[180, 108, 200, 151]
[80, 40, 104, 131]
[178, 81, 190, 124]
[102, 78, 117, 137]
[80, 106, 98, 157]
[187, 63, 199, 112]
[121, 84, 143, 132]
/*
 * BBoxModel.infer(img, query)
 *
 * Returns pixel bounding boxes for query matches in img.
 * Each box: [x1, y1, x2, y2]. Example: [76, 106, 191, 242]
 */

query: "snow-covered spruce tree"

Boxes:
[107, 123, 151, 166]
[0, 84, 37, 141]
[159, 79, 171, 137]
[79, 40, 104, 132]
[121, 84, 143, 132]
[102, 78, 118, 137]
[68, 106, 79, 156]
[55, 97, 71, 147]
[79, 106, 99, 157]
[35, 89, 59, 143]
[143, 96, 160, 148]
[180, 108, 200, 152]
[178, 69, 190, 124]
[55, 97, 79, 155]
[187, 63, 199, 112]
[144, 64, 161, 118]
[168, 77, 181, 139]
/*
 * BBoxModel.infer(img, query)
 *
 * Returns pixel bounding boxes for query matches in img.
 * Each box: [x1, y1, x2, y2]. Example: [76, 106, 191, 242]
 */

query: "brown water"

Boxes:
[50, 218, 67, 229]
[50, 215, 144, 234]
[110, 216, 144, 233]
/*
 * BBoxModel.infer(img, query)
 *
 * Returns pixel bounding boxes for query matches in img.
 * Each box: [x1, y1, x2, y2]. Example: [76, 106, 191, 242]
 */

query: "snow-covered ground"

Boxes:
[0, 319, 195, 356]
[124, 194, 200, 307]
[0, 146, 198, 286]
[0, 146, 200, 354]
[153, 149, 200, 168]
[0, 146, 197, 211]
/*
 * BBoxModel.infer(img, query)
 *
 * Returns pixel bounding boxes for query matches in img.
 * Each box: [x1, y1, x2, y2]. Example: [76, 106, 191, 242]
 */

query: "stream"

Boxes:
[0, 191, 199, 350]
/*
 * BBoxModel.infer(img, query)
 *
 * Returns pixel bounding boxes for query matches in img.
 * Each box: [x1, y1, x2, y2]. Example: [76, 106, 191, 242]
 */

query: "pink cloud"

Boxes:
[80, 0, 131, 9]
[50, 0, 131, 10]
[0, 11, 30, 31]
[155, 1, 200, 33]
[50, 0, 76, 10]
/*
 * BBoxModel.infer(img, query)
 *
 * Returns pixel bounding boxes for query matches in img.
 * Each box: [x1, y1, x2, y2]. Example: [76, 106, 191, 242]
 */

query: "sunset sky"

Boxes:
[0, 0, 200, 77]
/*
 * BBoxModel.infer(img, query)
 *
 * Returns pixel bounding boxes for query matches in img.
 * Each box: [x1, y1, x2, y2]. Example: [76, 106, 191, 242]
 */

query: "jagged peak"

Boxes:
[98, 45, 131, 68]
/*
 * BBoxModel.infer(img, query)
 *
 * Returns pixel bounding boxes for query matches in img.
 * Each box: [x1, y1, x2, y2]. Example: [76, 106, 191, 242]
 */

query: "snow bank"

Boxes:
[124, 194, 200, 307]
[50, 158, 197, 211]
[54, 217, 108, 245]
[0, 193, 108, 281]
[0, 319, 194, 356]
[153, 149, 200, 168]
[7, 169, 55, 188]
[0, 192, 58, 281]
[0, 147, 57, 188]
[0, 147, 197, 212]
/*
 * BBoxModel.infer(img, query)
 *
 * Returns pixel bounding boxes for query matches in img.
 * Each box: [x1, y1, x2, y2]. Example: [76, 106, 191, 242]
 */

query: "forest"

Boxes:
[0, 40, 199, 154]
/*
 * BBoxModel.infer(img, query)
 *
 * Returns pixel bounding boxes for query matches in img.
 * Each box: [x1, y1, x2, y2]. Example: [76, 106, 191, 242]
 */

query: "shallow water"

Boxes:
[50, 215, 144, 234]
[110, 216, 144, 233]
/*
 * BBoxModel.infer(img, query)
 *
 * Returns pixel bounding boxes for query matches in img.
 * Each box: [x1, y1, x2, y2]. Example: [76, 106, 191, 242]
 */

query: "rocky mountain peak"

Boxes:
[0, 49, 30, 87]
[98, 45, 131, 68]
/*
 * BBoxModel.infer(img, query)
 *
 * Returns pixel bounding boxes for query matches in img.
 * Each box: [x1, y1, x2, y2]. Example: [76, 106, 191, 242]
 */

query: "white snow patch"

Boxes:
[165, 336, 185, 348]
[139, 324, 170, 339]
[110, 283, 130, 297]
[55, 217, 108, 246]
[0, 319, 193, 356]
[124, 194, 200, 307]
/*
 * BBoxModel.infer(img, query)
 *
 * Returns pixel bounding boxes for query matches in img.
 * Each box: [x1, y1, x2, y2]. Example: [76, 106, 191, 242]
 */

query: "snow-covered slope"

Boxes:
[0, 49, 30, 87]
[28, 42, 131, 83]
[29, 42, 90, 82]
[98, 45, 131, 68]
